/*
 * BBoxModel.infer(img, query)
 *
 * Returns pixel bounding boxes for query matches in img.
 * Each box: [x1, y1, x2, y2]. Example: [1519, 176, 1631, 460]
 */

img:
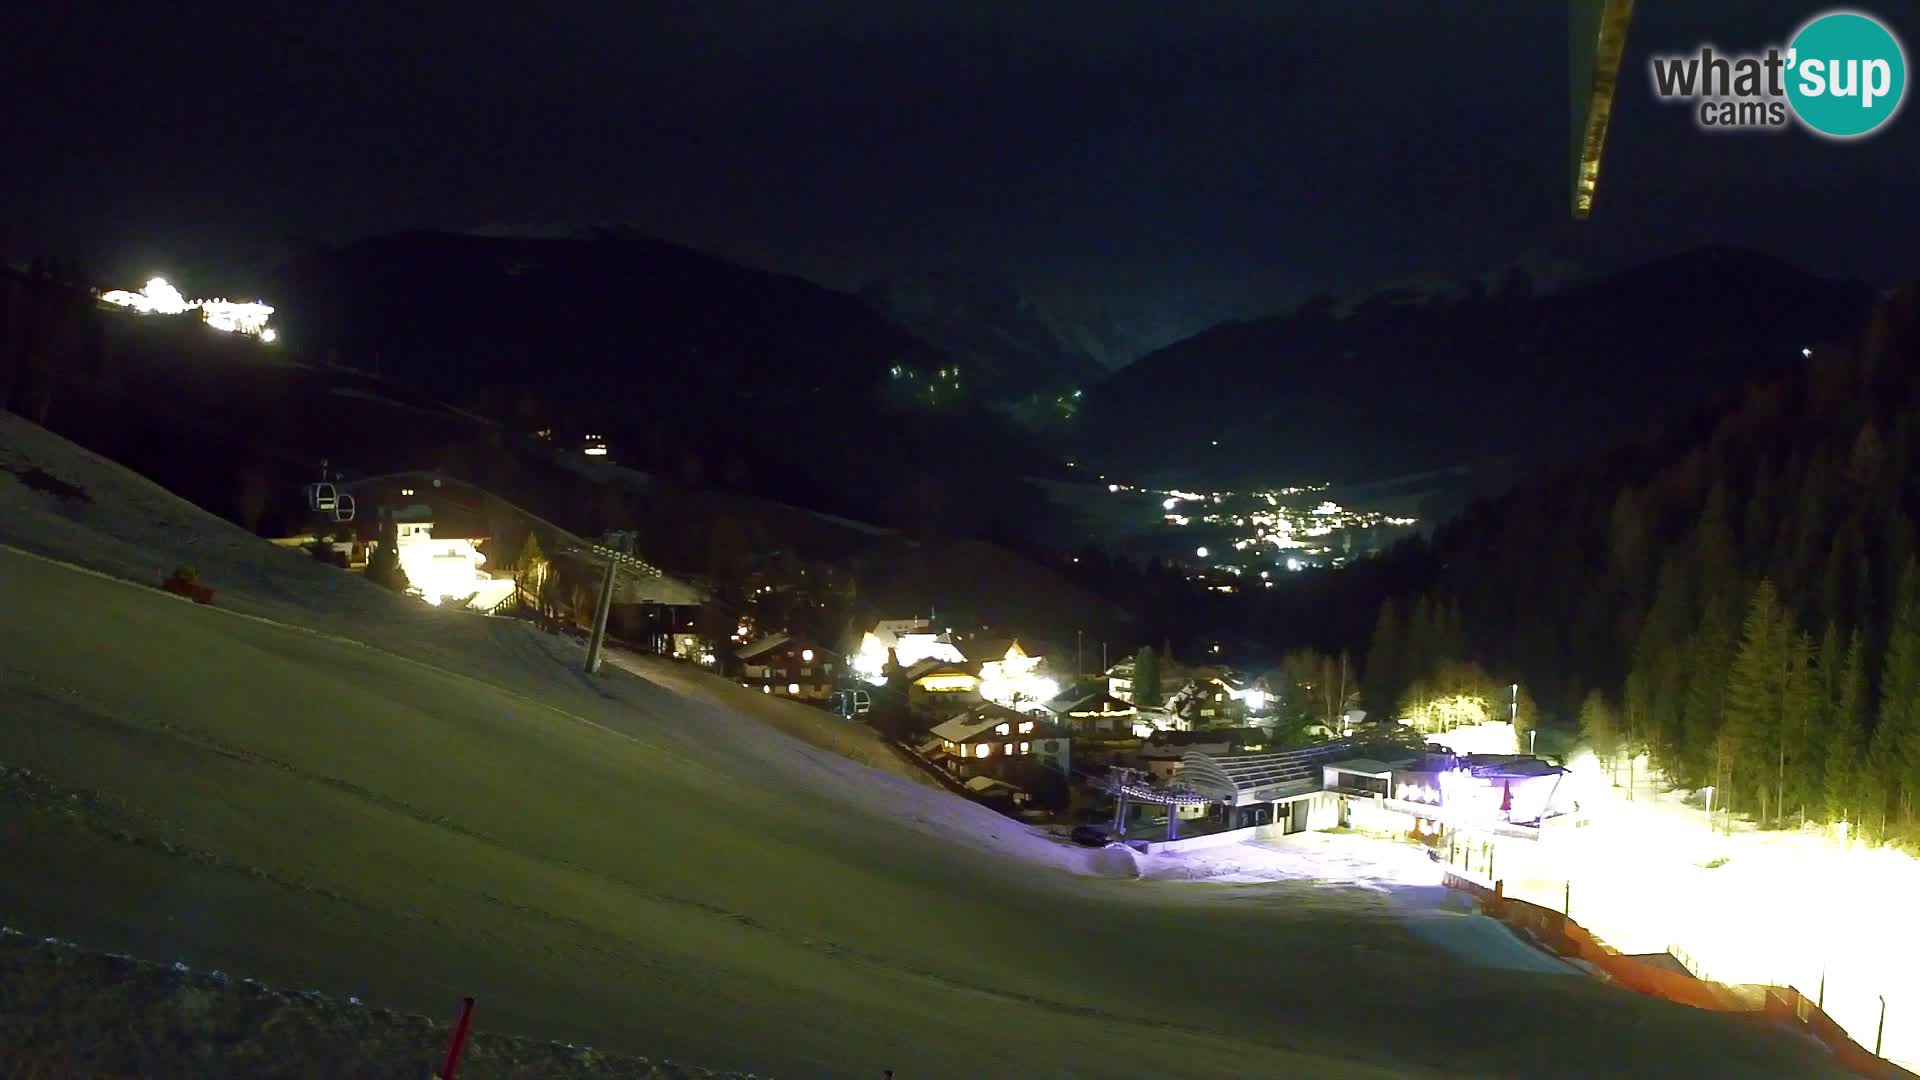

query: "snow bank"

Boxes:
[1401, 911, 1586, 977]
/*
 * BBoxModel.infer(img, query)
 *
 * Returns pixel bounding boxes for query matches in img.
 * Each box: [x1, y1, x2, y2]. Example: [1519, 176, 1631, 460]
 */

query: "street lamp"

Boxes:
[1513, 683, 1531, 755]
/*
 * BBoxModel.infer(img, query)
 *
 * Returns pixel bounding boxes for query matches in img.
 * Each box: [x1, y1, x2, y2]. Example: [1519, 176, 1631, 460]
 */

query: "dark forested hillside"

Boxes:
[1079, 248, 1874, 486]
[1345, 281, 1920, 840]
[268, 229, 1066, 537]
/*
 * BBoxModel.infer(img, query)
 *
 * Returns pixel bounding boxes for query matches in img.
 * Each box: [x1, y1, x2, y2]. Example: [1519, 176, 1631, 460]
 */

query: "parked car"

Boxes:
[1070, 825, 1112, 847]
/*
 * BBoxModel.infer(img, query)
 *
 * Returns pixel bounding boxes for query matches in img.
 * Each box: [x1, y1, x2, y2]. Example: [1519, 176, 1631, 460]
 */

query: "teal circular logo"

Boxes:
[1786, 11, 1907, 138]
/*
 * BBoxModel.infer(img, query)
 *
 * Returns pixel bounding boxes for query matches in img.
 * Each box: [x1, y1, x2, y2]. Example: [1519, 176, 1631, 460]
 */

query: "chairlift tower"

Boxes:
[1095, 767, 1204, 842]
[575, 535, 671, 676]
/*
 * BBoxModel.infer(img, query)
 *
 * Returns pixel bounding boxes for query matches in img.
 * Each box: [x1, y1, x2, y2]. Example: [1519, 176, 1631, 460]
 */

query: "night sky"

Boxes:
[4, 1, 1916, 353]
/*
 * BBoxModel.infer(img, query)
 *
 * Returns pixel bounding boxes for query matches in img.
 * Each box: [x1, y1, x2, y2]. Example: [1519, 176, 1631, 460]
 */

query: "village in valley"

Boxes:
[279, 433, 1573, 869]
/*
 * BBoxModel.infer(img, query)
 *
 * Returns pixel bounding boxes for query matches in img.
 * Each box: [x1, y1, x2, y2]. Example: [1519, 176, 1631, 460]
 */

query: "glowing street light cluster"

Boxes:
[1122, 480, 1420, 576]
[100, 277, 277, 342]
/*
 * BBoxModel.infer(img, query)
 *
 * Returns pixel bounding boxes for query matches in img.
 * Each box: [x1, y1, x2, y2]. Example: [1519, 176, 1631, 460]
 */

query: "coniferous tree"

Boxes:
[1693, 483, 1741, 626]
[1742, 461, 1775, 555]
[1621, 668, 1650, 767]
[1818, 622, 1844, 723]
[1824, 628, 1867, 826]
[1436, 599, 1468, 665]
[1579, 690, 1621, 784]
[1631, 559, 1693, 764]
[1723, 580, 1789, 822]
[1406, 595, 1436, 671]
[1877, 560, 1920, 824]
[1607, 489, 1650, 600]
[1681, 608, 1736, 788]
[1363, 600, 1402, 714]
[1783, 630, 1820, 824]
[366, 512, 411, 594]
[1132, 646, 1163, 708]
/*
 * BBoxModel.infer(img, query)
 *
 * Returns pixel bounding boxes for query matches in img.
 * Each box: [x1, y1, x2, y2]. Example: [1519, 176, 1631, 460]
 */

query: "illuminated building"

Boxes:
[735, 633, 837, 701]
[852, 619, 967, 686]
[905, 658, 982, 721]
[1042, 689, 1138, 736]
[922, 702, 1072, 782]
[386, 513, 514, 610]
[1165, 674, 1242, 729]
[977, 641, 1058, 712]
[99, 277, 277, 339]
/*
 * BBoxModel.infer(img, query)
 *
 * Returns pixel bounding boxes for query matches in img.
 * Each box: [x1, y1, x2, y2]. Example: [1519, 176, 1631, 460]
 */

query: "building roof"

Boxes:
[1166, 677, 1236, 716]
[1323, 757, 1404, 777]
[1044, 689, 1136, 718]
[963, 775, 1024, 795]
[929, 703, 1061, 744]
[1458, 755, 1567, 780]
[962, 637, 1029, 668]
[905, 658, 975, 683]
[735, 633, 793, 661]
[870, 619, 935, 650]
[1180, 739, 1362, 806]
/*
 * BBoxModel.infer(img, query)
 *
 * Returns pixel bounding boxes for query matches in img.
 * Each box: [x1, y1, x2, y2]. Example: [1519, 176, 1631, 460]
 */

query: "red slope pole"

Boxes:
[439, 996, 476, 1079]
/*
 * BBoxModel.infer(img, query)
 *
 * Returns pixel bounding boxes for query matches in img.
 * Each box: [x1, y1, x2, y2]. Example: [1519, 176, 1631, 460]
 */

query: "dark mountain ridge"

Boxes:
[860, 269, 1112, 386]
[267, 229, 1068, 538]
[1079, 246, 1877, 489]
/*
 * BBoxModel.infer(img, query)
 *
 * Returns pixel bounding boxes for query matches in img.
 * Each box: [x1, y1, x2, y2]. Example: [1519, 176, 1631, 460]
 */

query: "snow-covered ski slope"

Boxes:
[0, 414, 1847, 1078]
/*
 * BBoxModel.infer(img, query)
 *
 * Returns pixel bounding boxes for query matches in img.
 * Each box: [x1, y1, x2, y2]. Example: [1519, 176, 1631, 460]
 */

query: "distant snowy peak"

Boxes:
[1333, 252, 1596, 316]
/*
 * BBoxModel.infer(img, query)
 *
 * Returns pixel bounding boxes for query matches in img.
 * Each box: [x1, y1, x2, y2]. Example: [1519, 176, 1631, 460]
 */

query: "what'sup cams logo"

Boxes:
[1650, 9, 1907, 138]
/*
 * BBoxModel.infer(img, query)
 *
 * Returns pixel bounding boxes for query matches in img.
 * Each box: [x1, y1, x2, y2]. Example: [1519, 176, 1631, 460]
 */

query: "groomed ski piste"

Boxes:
[0, 413, 1850, 1077]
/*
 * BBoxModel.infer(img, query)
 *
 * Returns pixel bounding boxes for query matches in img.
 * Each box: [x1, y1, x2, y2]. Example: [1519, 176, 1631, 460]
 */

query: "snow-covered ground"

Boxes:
[1142, 830, 1442, 888]
[0, 414, 1856, 1078]
[1491, 758, 1918, 1067]
[1140, 832, 1588, 977]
